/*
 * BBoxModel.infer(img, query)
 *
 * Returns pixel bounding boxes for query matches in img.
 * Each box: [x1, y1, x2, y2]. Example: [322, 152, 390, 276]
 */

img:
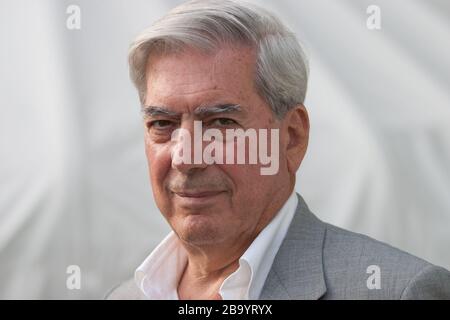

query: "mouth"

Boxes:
[171, 190, 226, 207]
[173, 190, 224, 198]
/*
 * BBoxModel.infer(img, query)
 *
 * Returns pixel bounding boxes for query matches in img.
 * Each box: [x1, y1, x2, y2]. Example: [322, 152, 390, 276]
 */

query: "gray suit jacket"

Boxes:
[106, 193, 450, 299]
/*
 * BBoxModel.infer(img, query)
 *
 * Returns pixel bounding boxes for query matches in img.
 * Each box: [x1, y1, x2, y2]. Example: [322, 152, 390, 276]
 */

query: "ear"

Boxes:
[284, 105, 309, 175]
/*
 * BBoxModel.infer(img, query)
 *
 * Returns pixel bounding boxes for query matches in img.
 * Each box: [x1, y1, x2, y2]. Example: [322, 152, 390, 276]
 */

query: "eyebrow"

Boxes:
[194, 104, 242, 117]
[141, 106, 180, 118]
[141, 104, 242, 118]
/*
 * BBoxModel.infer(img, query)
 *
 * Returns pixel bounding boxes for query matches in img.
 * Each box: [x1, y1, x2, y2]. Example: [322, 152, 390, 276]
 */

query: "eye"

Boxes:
[147, 120, 175, 129]
[209, 118, 238, 127]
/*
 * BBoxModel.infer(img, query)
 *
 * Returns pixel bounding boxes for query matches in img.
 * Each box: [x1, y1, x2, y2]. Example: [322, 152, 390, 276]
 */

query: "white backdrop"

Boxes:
[1, 0, 449, 299]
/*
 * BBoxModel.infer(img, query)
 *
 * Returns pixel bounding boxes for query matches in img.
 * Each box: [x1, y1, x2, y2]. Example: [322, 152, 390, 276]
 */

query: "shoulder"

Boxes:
[323, 222, 429, 270]
[320, 222, 450, 299]
[104, 278, 147, 300]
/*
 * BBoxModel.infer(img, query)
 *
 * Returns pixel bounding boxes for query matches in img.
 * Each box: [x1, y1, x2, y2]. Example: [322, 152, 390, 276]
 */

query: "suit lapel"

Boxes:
[259, 193, 327, 300]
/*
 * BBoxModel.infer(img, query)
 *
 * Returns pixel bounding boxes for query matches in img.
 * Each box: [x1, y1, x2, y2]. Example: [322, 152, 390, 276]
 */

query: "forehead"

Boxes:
[144, 45, 259, 112]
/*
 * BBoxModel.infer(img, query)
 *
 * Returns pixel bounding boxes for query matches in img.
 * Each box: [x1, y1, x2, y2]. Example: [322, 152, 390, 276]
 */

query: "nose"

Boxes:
[171, 121, 208, 173]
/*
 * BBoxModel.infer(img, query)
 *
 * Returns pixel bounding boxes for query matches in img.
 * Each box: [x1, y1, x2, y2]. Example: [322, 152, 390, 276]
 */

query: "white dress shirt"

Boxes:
[135, 191, 298, 299]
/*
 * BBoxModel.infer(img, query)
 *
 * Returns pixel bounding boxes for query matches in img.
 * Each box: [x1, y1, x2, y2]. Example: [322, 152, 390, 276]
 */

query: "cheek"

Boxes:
[220, 163, 261, 193]
[222, 161, 280, 203]
[145, 141, 172, 191]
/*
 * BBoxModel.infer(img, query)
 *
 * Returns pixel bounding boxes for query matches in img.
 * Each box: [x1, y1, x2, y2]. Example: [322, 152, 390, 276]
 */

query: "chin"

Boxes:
[178, 215, 225, 245]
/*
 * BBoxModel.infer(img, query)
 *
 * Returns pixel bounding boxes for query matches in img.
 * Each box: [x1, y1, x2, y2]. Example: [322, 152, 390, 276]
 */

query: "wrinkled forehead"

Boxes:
[143, 45, 260, 113]
[145, 44, 256, 84]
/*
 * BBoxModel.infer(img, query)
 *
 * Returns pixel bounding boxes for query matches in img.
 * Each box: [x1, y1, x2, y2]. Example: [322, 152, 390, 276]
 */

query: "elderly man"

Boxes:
[107, 0, 450, 299]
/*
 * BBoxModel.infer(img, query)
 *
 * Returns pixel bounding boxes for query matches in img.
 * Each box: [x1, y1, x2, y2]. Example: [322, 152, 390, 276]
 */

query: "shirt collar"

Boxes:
[135, 231, 187, 299]
[220, 190, 298, 299]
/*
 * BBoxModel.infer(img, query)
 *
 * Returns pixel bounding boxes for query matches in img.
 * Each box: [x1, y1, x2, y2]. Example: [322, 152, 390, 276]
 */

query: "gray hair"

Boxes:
[128, 0, 309, 118]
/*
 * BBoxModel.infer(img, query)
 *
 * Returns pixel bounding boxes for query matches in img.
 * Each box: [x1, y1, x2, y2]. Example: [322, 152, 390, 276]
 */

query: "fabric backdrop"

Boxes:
[1, 0, 449, 299]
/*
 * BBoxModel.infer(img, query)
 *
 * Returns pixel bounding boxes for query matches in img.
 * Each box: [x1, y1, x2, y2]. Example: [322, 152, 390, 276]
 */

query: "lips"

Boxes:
[173, 190, 224, 198]
[171, 189, 226, 208]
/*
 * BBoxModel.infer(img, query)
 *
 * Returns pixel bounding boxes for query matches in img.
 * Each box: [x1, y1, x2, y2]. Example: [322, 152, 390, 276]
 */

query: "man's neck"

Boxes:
[177, 255, 239, 300]
[176, 211, 269, 299]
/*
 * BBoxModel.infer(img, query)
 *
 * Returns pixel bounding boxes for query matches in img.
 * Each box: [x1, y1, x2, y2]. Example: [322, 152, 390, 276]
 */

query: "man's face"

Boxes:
[143, 45, 293, 247]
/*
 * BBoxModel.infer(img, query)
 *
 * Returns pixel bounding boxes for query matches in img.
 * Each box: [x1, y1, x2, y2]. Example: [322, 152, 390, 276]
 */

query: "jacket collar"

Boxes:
[259, 193, 327, 299]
